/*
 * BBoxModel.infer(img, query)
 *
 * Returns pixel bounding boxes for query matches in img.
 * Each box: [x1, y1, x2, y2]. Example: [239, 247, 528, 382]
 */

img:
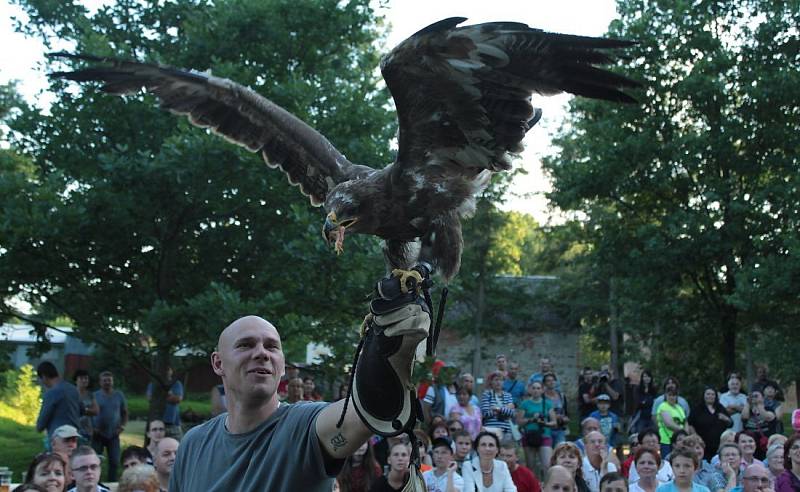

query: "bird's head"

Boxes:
[322, 183, 369, 254]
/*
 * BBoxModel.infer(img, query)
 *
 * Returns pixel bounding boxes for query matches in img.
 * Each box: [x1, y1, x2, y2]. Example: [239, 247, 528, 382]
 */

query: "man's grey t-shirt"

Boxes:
[169, 401, 342, 492]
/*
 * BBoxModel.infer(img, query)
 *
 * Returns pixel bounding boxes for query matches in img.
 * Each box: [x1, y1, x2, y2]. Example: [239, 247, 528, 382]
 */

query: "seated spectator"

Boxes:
[117, 464, 159, 492]
[423, 437, 464, 492]
[600, 472, 628, 492]
[576, 418, 602, 454]
[711, 443, 743, 492]
[121, 445, 152, 470]
[582, 431, 619, 492]
[13, 485, 47, 492]
[629, 447, 665, 492]
[430, 421, 450, 442]
[736, 463, 772, 492]
[764, 444, 784, 482]
[710, 431, 738, 467]
[413, 429, 433, 471]
[500, 440, 542, 492]
[448, 419, 465, 436]
[337, 440, 382, 492]
[683, 434, 720, 492]
[285, 377, 304, 404]
[153, 437, 179, 492]
[545, 466, 578, 492]
[656, 447, 710, 492]
[453, 431, 475, 474]
[144, 419, 165, 461]
[629, 430, 674, 484]
[302, 376, 322, 401]
[741, 392, 776, 458]
[449, 387, 482, 439]
[590, 395, 621, 448]
[50, 425, 79, 485]
[622, 434, 639, 479]
[24, 452, 66, 492]
[369, 441, 411, 492]
[736, 432, 760, 468]
[551, 442, 590, 492]
[775, 434, 800, 492]
[66, 446, 110, 492]
[461, 431, 516, 491]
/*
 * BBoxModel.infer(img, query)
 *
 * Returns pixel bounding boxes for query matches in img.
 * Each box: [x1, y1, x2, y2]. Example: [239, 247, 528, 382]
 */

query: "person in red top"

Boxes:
[276, 362, 300, 398]
[500, 440, 542, 492]
[621, 433, 640, 478]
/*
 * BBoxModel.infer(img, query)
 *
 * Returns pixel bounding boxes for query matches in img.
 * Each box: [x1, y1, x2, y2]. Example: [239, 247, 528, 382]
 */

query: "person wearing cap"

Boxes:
[423, 437, 464, 492]
[51, 424, 80, 486]
[589, 395, 621, 449]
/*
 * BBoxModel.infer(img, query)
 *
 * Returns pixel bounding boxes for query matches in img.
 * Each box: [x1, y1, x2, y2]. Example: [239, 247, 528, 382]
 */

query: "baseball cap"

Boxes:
[597, 394, 611, 402]
[52, 425, 80, 439]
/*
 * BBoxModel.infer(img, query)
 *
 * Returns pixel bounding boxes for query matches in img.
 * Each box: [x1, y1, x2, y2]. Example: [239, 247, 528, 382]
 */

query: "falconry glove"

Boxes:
[349, 266, 432, 437]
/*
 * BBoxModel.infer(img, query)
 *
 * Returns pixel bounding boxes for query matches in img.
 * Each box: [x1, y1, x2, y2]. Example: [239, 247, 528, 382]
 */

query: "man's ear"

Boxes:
[211, 352, 224, 376]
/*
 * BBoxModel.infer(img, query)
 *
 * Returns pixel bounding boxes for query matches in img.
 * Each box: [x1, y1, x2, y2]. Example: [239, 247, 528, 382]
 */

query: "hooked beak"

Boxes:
[322, 212, 358, 254]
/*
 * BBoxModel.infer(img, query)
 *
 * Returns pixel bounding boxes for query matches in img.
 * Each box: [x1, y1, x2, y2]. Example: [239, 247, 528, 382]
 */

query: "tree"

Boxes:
[1, 0, 395, 417]
[543, 0, 800, 383]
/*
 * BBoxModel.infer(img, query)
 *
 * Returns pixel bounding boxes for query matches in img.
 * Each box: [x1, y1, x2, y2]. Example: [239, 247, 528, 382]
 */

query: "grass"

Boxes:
[0, 414, 43, 483]
[126, 392, 212, 420]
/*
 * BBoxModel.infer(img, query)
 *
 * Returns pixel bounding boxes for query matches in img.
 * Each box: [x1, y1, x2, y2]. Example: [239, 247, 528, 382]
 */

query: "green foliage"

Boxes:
[0, 364, 42, 426]
[541, 0, 800, 385]
[0, 416, 42, 481]
[0, 0, 394, 417]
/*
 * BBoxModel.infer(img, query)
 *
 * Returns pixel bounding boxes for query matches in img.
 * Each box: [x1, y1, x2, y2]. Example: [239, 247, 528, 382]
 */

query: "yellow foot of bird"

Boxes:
[391, 268, 423, 294]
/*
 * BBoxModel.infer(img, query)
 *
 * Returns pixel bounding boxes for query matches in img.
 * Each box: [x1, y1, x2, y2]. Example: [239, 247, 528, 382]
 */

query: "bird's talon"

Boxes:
[391, 268, 423, 294]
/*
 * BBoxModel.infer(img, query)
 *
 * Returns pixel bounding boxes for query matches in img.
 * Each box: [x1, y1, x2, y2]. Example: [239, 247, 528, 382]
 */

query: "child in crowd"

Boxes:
[589, 395, 621, 447]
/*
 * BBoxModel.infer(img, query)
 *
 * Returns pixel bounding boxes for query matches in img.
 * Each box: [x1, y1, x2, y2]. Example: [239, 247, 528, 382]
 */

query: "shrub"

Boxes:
[0, 364, 41, 426]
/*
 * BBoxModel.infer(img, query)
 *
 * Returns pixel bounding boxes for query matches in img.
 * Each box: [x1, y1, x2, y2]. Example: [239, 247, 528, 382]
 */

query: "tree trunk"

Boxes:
[720, 308, 737, 377]
[472, 272, 486, 377]
[148, 347, 171, 422]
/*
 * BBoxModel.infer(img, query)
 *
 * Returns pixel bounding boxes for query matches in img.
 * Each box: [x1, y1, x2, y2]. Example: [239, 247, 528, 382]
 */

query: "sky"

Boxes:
[0, 0, 619, 224]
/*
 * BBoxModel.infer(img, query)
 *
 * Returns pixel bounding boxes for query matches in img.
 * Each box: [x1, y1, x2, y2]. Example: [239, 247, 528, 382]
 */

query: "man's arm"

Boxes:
[36, 389, 55, 433]
[167, 381, 184, 404]
[315, 399, 372, 460]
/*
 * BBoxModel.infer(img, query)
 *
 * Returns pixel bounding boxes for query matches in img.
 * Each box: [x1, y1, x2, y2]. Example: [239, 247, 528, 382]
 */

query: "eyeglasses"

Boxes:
[743, 477, 771, 485]
[790, 445, 800, 451]
[73, 464, 100, 473]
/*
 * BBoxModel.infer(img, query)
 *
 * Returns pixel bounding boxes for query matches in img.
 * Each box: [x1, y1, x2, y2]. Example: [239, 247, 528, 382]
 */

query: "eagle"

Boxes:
[50, 17, 637, 282]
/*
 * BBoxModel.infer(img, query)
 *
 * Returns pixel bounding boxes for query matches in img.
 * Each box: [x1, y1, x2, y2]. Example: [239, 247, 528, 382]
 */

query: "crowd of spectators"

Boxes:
[22, 355, 799, 492]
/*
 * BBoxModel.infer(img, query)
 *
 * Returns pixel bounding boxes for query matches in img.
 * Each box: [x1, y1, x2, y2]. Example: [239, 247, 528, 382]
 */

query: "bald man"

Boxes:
[544, 465, 578, 492]
[738, 463, 773, 492]
[169, 269, 431, 491]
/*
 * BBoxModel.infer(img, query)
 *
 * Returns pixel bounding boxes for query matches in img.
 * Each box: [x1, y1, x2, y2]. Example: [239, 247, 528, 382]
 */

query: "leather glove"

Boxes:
[350, 266, 431, 436]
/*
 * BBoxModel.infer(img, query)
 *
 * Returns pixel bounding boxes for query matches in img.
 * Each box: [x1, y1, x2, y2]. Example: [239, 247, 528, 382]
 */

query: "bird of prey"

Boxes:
[50, 17, 637, 282]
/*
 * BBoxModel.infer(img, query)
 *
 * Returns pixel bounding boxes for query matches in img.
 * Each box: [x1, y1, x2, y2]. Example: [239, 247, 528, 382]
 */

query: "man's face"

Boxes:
[601, 479, 627, 492]
[597, 401, 610, 413]
[455, 437, 472, 458]
[756, 366, 767, 379]
[286, 366, 299, 379]
[123, 456, 144, 470]
[100, 375, 113, 391]
[432, 446, 453, 470]
[729, 378, 741, 392]
[586, 431, 606, 457]
[742, 466, 771, 492]
[508, 363, 519, 379]
[499, 447, 518, 468]
[155, 438, 179, 476]
[541, 358, 552, 373]
[496, 356, 507, 370]
[71, 453, 101, 488]
[641, 433, 659, 449]
[52, 436, 78, 455]
[212, 316, 285, 401]
[303, 379, 315, 394]
[544, 467, 576, 492]
[671, 456, 696, 483]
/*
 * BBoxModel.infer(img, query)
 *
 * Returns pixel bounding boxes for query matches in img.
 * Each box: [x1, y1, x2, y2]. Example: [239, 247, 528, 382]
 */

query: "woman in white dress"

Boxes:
[462, 431, 518, 491]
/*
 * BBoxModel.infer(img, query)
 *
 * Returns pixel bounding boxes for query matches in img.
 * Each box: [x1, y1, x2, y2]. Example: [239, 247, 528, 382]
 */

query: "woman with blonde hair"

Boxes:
[117, 464, 160, 492]
[551, 442, 590, 492]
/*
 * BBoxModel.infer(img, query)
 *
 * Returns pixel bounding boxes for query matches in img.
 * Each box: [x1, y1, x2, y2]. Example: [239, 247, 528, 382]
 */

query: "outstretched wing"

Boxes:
[49, 53, 371, 206]
[381, 17, 639, 176]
